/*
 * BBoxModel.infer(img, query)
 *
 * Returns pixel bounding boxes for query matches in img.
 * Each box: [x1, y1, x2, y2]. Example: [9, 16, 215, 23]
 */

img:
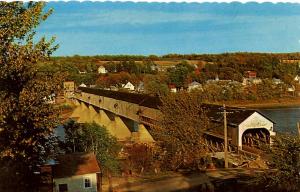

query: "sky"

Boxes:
[36, 2, 300, 56]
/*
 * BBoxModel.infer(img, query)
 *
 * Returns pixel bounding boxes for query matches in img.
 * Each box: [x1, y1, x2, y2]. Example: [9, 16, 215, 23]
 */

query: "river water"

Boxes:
[54, 107, 300, 137]
[258, 107, 300, 134]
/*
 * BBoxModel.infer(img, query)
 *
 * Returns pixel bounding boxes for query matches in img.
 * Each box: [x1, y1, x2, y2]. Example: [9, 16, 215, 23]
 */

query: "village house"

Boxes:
[250, 78, 262, 85]
[43, 93, 56, 104]
[79, 83, 87, 87]
[150, 63, 158, 71]
[294, 75, 300, 84]
[97, 66, 107, 74]
[244, 71, 257, 79]
[52, 153, 101, 192]
[122, 82, 135, 91]
[78, 70, 87, 74]
[137, 81, 144, 92]
[63, 81, 75, 98]
[188, 81, 202, 92]
[206, 75, 232, 85]
[280, 59, 300, 66]
[272, 78, 283, 85]
[242, 71, 262, 86]
[169, 84, 177, 93]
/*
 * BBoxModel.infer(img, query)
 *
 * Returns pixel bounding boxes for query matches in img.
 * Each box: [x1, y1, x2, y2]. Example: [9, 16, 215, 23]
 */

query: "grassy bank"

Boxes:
[213, 97, 300, 109]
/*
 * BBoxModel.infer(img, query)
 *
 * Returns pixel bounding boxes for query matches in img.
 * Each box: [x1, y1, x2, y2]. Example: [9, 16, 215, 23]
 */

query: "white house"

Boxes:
[287, 85, 295, 92]
[188, 81, 202, 92]
[251, 78, 262, 85]
[272, 78, 283, 85]
[97, 66, 107, 74]
[52, 153, 101, 192]
[79, 83, 87, 87]
[123, 82, 135, 91]
[78, 70, 87, 74]
[169, 84, 177, 93]
[137, 82, 144, 92]
[294, 75, 300, 84]
[242, 77, 262, 86]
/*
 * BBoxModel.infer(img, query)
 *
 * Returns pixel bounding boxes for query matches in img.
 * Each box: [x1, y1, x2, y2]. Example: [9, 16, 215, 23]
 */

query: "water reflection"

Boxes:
[258, 107, 300, 134]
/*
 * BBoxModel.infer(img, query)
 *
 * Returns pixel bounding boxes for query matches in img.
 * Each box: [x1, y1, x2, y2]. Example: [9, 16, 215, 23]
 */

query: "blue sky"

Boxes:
[37, 2, 300, 56]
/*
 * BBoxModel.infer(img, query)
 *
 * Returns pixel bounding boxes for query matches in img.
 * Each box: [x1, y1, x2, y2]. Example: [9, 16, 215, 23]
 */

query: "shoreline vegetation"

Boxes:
[216, 97, 300, 109]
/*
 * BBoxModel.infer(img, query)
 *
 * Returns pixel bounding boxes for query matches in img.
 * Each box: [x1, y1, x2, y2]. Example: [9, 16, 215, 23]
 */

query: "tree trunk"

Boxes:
[108, 171, 113, 192]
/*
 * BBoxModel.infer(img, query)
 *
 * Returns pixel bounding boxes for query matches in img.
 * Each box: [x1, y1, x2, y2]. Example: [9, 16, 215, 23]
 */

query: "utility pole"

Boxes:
[297, 122, 300, 137]
[223, 104, 229, 168]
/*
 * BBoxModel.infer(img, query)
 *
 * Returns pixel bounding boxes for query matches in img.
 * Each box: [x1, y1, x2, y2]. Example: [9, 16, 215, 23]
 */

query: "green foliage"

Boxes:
[273, 63, 299, 84]
[255, 134, 300, 192]
[63, 121, 121, 173]
[0, 2, 60, 191]
[168, 62, 195, 88]
[200, 81, 244, 101]
[143, 74, 169, 96]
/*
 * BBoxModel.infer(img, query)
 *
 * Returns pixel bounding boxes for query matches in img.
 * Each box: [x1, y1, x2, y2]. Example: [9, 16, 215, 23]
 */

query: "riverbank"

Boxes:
[214, 97, 300, 109]
[106, 169, 265, 192]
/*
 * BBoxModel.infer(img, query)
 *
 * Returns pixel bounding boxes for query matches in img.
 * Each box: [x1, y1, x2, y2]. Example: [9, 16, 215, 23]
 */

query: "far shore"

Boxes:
[213, 97, 300, 109]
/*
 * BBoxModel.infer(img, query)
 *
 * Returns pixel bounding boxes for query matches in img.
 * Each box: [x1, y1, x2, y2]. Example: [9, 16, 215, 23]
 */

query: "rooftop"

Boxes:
[53, 153, 101, 178]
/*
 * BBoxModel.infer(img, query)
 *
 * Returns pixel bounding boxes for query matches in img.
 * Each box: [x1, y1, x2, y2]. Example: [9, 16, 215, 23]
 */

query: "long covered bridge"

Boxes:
[70, 87, 276, 151]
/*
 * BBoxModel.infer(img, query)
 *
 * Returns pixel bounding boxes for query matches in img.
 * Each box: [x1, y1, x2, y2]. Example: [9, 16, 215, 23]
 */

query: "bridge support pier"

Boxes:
[138, 124, 154, 143]
[97, 110, 131, 141]
[70, 99, 155, 143]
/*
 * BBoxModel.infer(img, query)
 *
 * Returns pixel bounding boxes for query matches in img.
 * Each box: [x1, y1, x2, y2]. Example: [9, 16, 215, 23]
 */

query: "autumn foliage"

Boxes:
[152, 92, 210, 170]
[0, 2, 61, 191]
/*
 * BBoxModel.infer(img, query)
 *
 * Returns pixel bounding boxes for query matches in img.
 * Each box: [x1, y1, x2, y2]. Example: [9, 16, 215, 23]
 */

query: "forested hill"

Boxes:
[51, 52, 300, 62]
[39, 52, 300, 87]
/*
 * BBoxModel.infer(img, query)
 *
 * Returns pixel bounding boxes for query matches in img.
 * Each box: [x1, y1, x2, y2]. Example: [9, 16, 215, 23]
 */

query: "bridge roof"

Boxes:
[202, 104, 275, 127]
[78, 88, 275, 126]
[78, 87, 162, 109]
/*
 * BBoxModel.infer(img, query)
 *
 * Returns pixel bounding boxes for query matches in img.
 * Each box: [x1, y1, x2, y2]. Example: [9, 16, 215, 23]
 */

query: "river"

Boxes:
[54, 107, 300, 138]
[258, 107, 300, 134]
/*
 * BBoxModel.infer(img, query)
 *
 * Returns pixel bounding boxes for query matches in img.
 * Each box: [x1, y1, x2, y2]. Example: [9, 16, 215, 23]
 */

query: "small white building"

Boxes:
[52, 153, 101, 192]
[78, 70, 87, 74]
[294, 75, 300, 84]
[251, 78, 262, 85]
[242, 77, 262, 86]
[123, 82, 135, 91]
[188, 81, 202, 92]
[287, 85, 295, 92]
[272, 78, 283, 85]
[97, 66, 107, 74]
[137, 82, 144, 92]
[169, 84, 177, 93]
[79, 83, 87, 87]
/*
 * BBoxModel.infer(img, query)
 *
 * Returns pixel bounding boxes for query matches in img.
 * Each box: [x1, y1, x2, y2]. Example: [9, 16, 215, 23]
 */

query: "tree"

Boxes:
[63, 121, 121, 192]
[63, 121, 121, 173]
[152, 92, 210, 170]
[168, 62, 195, 88]
[124, 143, 163, 175]
[0, 2, 60, 191]
[254, 134, 300, 192]
[143, 74, 169, 96]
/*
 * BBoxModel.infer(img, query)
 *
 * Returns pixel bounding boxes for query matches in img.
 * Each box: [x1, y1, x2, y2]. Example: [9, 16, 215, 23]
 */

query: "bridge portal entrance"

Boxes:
[242, 128, 270, 150]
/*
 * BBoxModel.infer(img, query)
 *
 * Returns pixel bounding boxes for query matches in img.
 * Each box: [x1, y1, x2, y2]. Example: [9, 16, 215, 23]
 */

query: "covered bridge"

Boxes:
[73, 87, 276, 150]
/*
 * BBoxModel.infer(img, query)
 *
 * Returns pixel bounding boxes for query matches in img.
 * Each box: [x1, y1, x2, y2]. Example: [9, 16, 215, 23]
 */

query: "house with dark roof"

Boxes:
[52, 153, 101, 192]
